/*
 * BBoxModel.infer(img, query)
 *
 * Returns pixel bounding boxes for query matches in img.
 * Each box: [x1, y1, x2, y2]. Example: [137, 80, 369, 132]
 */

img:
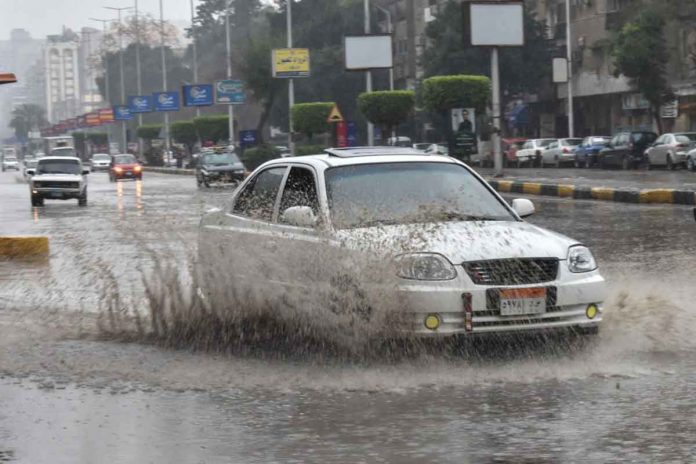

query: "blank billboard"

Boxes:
[344, 35, 393, 70]
[470, 2, 524, 46]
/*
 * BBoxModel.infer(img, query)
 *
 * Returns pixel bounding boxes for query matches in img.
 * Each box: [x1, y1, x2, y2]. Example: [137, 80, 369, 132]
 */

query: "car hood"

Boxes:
[333, 220, 577, 263]
[32, 173, 82, 182]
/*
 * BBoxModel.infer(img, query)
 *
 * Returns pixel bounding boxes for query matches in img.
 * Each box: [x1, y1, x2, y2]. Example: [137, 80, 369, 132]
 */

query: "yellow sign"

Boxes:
[327, 104, 344, 123]
[272, 48, 310, 78]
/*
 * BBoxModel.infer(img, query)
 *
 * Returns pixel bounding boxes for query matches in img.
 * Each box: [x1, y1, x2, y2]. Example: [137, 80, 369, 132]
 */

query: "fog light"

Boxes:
[586, 304, 598, 320]
[424, 314, 441, 331]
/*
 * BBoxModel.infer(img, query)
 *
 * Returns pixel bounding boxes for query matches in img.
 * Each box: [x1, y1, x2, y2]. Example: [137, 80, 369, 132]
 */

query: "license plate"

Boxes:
[49, 191, 62, 198]
[124, 171, 133, 176]
[499, 288, 546, 316]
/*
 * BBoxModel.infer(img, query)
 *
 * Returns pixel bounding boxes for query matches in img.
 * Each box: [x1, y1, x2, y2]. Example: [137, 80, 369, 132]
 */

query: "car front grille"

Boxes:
[463, 258, 559, 285]
[35, 181, 79, 189]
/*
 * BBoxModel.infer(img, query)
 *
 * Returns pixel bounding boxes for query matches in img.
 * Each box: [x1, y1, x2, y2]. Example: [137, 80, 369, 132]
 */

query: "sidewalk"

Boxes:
[476, 167, 696, 205]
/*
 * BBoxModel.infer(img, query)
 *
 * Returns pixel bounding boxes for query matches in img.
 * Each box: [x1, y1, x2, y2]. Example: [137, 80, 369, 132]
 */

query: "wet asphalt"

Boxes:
[0, 169, 695, 463]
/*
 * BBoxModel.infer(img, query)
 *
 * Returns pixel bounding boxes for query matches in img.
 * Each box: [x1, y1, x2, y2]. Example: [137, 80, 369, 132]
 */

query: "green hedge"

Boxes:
[421, 75, 490, 113]
[86, 132, 108, 145]
[193, 115, 229, 144]
[241, 144, 279, 170]
[358, 91, 415, 136]
[291, 102, 334, 141]
[295, 144, 327, 156]
[137, 124, 163, 140]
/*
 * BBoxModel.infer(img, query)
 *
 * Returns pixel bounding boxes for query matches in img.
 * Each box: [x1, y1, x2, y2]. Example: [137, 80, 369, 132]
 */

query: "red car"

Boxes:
[109, 154, 142, 181]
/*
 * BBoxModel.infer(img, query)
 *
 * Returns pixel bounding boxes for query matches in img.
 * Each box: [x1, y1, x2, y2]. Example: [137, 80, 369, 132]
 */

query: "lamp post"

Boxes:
[375, 5, 394, 91]
[287, 0, 294, 155]
[105, 6, 133, 153]
[190, 0, 200, 118]
[565, 0, 574, 138]
[364, 0, 374, 146]
[89, 17, 114, 152]
[159, 0, 171, 158]
[134, 0, 144, 157]
[225, 0, 235, 149]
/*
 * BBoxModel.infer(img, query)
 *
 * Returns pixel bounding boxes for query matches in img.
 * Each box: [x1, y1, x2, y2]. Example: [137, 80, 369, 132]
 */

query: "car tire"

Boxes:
[687, 156, 695, 172]
[667, 154, 675, 170]
[555, 157, 561, 168]
[31, 195, 43, 207]
[584, 157, 592, 169]
[621, 156, 630, 170]
[78, 191, 87, 207]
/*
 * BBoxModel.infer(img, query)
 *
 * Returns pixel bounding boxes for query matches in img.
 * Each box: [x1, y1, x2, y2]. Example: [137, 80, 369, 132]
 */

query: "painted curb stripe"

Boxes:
[0, 237, 49, 258]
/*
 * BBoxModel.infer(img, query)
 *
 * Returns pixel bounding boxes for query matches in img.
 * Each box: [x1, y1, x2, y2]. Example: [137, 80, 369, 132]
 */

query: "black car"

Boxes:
[598, 131, 657, 169]
[195, 149, 247, 188]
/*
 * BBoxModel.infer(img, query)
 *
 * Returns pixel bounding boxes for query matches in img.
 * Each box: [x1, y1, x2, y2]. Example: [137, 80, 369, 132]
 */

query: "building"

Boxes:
[44, 30, 82, 123]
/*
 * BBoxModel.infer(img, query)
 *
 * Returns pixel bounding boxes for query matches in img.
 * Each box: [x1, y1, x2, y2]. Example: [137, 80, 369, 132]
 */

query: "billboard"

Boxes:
[113, 106, 133, 121]
[128, 95, 153, 113]
[98, 108, 114, 124]
[344, 35, 393, 70]
[216, 79, 246, 104]
[85, 113, 100, 126]
[470, 2, 524, 46]
[272, 48, 310, 78]
[153, 91, 180, 112]
[182, 84, 214, 107]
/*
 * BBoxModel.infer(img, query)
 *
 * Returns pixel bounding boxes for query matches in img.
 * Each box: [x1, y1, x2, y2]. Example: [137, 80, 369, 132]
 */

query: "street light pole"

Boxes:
[225, 0, 235, 149]
[89, 17, 114, 152]
[364, 0, 374, 146]
[134, 0, 144, 157]
[190, 0, 200, 118]
[376, 5, 394, 91]
[287, 0, 295, 155]
[105, 6, 132, 153]
[159, 0, 171, 158]
[566, 0, 574, 138]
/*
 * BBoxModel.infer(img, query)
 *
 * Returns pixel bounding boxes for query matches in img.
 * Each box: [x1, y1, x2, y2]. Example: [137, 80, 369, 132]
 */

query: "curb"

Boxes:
[143, 167, 195, 176]
[0, 236, 50, 258]
[487, 179, 696, 206]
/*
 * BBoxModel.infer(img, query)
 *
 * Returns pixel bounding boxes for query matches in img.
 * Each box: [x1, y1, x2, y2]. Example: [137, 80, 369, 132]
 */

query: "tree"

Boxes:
[86, 132, 108, 145]
[9, 104, 47, 141]
[171, 121, 198, 153]
[422, 75, 490, 152]
[193, 115, 229, 144]
[612, 8, 673, 133]
[358, 91, 415, 138]
[136, 124, 163, 140]
[291, 102, 334, 141]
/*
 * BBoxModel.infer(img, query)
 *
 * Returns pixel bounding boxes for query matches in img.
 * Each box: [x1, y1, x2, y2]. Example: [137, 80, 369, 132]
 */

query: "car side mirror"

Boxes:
[281, 206, 317, 228]
[25, 168, 35, 176]
[82, 168, 90, 175]
[512, 198, 535, 218]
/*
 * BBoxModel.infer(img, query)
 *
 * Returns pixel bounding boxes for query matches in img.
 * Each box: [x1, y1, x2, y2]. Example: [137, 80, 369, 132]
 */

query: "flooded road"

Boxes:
[1, 169, 695, 462]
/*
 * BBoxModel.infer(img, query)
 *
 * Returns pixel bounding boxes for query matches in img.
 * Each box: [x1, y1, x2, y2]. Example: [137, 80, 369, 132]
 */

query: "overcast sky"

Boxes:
[1, 0, 194, 39]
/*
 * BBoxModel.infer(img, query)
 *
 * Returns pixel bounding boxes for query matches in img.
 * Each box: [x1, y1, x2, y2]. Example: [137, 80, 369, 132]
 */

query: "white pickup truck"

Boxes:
[27, 156, 89, 207]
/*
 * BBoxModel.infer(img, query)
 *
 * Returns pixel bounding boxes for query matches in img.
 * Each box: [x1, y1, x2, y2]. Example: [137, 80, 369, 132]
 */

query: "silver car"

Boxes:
[644, 133, 696, 170]
[541, 138, 583, 168]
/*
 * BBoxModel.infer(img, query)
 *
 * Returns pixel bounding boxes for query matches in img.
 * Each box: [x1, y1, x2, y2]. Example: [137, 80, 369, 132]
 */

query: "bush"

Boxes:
[358, 91, 415, 136]
[421, 75, 490, 113]
[86, 132, 108, 145]
[295, 144, 327, 156]
[291, 102, 334, 141]
[241, 144, 279, 170]
[193, 115, 229, 144]
[137, 124, 163, 140]
[170, 120, 198, 152]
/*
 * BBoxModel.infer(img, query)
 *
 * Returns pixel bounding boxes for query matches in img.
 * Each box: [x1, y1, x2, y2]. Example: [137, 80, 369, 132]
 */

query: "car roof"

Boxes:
[261, 149, 456, 169]
[38, 156, 80, 161]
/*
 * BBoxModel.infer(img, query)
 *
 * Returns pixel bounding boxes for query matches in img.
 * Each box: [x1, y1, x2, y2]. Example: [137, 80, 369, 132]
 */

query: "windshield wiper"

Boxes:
[431, 211, 503, 222]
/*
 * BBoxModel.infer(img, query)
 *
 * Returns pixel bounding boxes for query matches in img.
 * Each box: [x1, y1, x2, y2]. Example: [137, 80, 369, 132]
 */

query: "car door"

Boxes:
[649, 135, 667, 165]
[198, 165, 288, 305]
[543, 141, 558, 164]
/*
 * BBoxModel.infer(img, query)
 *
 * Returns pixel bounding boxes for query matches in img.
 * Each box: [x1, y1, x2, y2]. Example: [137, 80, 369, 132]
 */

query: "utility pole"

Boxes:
[376, 5, 394, 91]
[89, 17, 114, 152]
[190, 0, 200, 118]
[287, 0, 295, 155]
[565, 0, 574, 138]
[491, 47, 502, 176]
[364, 0, 374, 146]
[134, 0, 144, 157]
[159, 0, 171, 158]
[105, 6, 132, 153]
[225, 0, 235, 149]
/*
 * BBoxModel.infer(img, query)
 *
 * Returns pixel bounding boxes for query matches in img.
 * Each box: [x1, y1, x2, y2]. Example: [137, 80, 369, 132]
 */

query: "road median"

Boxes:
[143, 167, 195, 176]
[0, 236, 49, 259]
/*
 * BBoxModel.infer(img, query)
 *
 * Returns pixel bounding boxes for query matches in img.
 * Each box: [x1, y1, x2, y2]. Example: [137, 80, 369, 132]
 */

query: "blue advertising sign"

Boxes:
[239, 129, 258, 148]
[182, 84, 214, 107]
[127, 95, 153, 113]
[113, 106, 133, 121]
[216, 79, 246, 105]
[153, 91, 180, 112]
[347, 121, 357, 147]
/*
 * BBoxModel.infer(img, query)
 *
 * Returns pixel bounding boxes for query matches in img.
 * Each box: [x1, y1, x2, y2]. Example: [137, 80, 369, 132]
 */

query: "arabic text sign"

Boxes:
[272, 48, 310, 78]
[216, 79, 246, 104]
[113, 106, 133, 121]
[153, 91, 180, 112]
[183, 84, 214, 107]
[128, 95, 153, 113]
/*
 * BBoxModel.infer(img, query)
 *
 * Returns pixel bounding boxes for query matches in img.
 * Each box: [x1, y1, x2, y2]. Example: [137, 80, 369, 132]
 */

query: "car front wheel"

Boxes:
[31, 195, 43, 207]
[667, 154, 675, 170]
[78, 191, 87, 206]
[687, 156, 695, 172]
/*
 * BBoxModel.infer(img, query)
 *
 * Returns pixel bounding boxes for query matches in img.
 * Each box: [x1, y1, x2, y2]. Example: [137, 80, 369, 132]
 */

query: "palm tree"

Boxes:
[9, 104, 48, 140]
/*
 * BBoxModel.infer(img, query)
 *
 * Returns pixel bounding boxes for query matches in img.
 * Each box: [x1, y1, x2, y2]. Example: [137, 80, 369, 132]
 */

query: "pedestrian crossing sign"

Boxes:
[327, 104, 344, 123]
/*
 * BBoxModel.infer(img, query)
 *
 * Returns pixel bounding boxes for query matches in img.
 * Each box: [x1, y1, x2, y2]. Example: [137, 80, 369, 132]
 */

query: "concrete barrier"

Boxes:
[142, 167, 195, 176]
[0, 236, 49, 258]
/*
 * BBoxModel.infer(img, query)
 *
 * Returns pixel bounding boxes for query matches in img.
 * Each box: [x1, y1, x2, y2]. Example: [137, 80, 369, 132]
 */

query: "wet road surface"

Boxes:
[1, 169, 695, 463]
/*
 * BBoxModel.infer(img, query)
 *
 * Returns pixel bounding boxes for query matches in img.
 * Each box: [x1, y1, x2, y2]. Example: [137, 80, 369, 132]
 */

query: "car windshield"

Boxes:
[36, 159, 80, 175]
[325, 162, 514, 229]
[563, 138, 583, 146]
[52, 147, 76, 156]
[113, 155, 137, 164]
[537, 139, 555, 147]
[202, 153, 240, 165]
[675, 134, 696, 143]
[93, 154, 110, 161]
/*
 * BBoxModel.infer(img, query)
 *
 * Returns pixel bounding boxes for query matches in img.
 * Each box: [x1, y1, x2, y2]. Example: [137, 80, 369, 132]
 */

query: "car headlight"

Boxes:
[394, 253, 457, 281]
[567, 245, 597, 273]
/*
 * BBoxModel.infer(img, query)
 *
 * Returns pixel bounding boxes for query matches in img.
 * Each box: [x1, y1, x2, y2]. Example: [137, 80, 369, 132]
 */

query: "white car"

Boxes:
[2, 155, 19, 171]
[515, 139, 556, 167]
[90, 153, 112, 171]
[27, 156, 89, 207]
[198, 147, 606, 338]
[541, 138, 583, 167]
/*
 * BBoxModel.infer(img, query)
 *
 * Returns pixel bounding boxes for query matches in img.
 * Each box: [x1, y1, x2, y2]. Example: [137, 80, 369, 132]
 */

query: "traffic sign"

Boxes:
[113, 106, 133, 121]
[216, 79, 246, 104]
[153, 92, 180, 112]
[327, 104, 344, 123]
[182, 84, 214, 107]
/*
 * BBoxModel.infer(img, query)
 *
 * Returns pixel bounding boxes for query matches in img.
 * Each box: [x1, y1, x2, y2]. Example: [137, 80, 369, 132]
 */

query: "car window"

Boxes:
[37, 159, 81, 175]
[279, 166, 319, 226]
[232, 166, 287, 221]
[675, 134, 696, 143]
[617, 134, 628, 145]
[113, 155, 137, 164]
[548, 142, 558, 149]
[522, 141, 532, 149]
[539, 139, 555, 148]
[565, 138, 583, 146]
[654, 135, 665, 145]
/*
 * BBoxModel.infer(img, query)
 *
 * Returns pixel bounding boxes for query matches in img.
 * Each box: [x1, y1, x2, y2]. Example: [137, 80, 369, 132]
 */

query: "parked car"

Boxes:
[686, 146, 696, 172]
[387, 136, 412, 147]
[413, 143, 432, 152]
[502, 138, 527, 167]
[1, 154, 19, 171]
[574, 136, 611, 168]
[515, 139, 556, 167]
[26, 156, 89, 207]
[598, 131, 658, 169]
[541, 138, 583, 167]
[195, 148, 247, 188]
[89, 153, 112, 171]
[198, 147, 607, 338]
[644, 132, 696, 170]
[109, 154, 142, 181]
[424, 143, 449, 155]
[23, 158, 38, 180]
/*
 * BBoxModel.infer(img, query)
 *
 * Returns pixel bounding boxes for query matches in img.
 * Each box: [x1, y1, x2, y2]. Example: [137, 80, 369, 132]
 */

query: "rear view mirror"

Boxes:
[512, 198, 535, 218]
[281, 206, 317, 228]
[25, 168, 35, 176]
